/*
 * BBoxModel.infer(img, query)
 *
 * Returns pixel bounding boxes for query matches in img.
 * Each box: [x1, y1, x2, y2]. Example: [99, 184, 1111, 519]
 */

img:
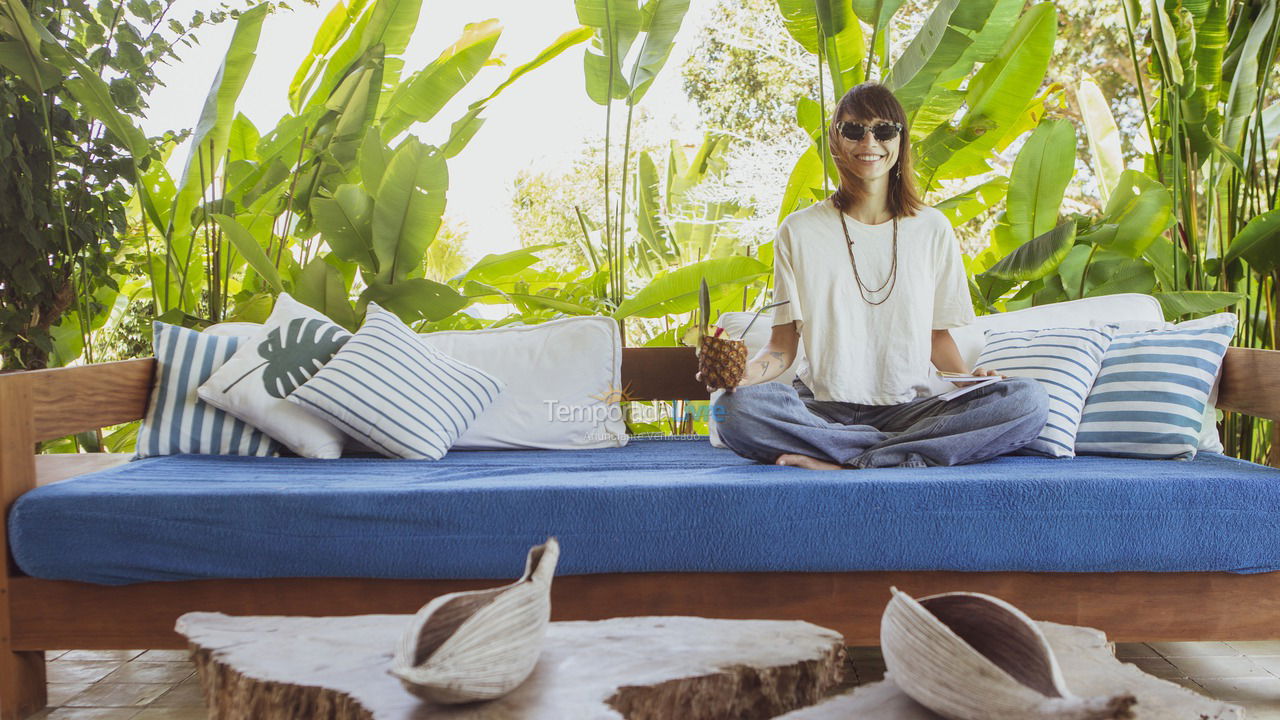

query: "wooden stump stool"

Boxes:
[778, 622, 1242, 720]
[176, 612, 846, 719]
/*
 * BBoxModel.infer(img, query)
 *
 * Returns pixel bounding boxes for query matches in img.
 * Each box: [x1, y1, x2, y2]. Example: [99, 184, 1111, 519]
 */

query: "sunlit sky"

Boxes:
[141, 0, 713, 262]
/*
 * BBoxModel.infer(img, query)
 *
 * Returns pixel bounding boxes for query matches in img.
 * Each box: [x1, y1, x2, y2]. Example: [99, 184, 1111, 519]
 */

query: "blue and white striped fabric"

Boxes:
[287, 304, 504, 460]
[136, 322, 278, 458]
[1076, 313, 1237, 460]
[974, 325, 1118, 458]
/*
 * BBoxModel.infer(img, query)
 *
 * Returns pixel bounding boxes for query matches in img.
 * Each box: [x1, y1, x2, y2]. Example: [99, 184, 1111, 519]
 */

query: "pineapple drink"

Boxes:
[698, 333, 748, 389]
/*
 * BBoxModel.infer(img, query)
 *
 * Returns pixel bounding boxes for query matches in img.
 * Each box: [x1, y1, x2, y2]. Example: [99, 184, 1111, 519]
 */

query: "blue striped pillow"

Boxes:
[136, 322, 279, 458]
[974, 325, 1118, 458]
[1076, 313, 1237, 460]
[286, 304, 504, 460]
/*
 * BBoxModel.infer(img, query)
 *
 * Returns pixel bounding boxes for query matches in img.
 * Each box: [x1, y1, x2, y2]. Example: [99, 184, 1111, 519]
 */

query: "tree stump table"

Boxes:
[175, 612, 846, 720]
[778, 621, 1243, 720]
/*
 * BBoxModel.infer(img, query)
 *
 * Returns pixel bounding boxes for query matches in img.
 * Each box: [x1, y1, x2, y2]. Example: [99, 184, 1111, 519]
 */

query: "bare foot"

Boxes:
[775, 453, 842, 470]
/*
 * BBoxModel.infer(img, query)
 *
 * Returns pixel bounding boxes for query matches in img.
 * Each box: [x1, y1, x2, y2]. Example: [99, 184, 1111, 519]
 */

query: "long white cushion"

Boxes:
[420, 316, 628, 450]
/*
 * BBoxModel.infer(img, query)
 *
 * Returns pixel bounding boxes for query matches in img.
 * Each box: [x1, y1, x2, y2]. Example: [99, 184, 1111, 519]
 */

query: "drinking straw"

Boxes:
[737, 300, 791, 340]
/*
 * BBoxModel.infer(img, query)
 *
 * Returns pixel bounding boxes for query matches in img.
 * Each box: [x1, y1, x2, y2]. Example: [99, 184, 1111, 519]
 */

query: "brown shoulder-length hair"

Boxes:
[827, 82, 926, 218]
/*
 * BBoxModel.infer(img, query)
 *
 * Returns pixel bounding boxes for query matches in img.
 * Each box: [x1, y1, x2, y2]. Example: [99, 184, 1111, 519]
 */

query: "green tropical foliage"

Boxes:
[4, 0, 1280, 455]
[0, 0, 291, 370]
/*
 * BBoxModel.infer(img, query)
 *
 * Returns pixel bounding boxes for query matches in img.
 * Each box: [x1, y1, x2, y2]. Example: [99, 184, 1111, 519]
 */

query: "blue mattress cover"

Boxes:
[10, 437, 1280, 585]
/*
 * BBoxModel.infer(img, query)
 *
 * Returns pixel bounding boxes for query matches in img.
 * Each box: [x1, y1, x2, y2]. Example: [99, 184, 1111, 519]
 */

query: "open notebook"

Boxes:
[936, 371, 1004, 401]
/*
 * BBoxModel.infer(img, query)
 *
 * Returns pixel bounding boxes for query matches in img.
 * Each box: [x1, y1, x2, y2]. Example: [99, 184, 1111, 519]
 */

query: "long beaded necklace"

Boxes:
[837, 204, 899, 306]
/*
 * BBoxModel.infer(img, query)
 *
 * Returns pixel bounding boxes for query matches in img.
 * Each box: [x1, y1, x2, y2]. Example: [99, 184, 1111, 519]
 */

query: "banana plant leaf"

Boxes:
[212, 214, 284, 294]
[916, 2, 1056, 187]
[991, 82, 1066, 156]
[312, 184, 378, 272]
[379, 19, 501, 140]
[1222, 0, 1276, 154]
[849, 0, 904, 70]
[288, 0, 374, 112]
[1076, 74, 1123, 204]
[635, 152, 680, 267]
[463, 284, 597, 315]
[293, 255, 360, 330]
[453, 244, 561, 286]
[1086, 257, 1157, 297]
[778, 0, 865, 96]
[934, 0, 1025, 85]
[1059, 246, 1156, 300]
[612, 256, 769, 319]
[992, 117, 1075, 255]
[883, 0, 969, 116]
[627, 0, 690, 105]
[778, 143, 825, 224]
[362, 277, 469, 322]
[228, 113, 261, 164]
[1091, 169, 1175, 258]
[907, 85, 966, 139]
[328, 55, 384, 168]
[1151, 0, 1186, 88]
[1151, 290, 1244, 319]
[372, 139, 448, 284]
[0, 38, 61, 91]
[305, 0, 424, 115]
[1224, 208, 1280, 274]
[934, 177, 1009, 227]
[979, 220, 1075, 282]
[441, 26, 593, 158]
[174, 4, 269, 236]
[577, 0, 644, 104]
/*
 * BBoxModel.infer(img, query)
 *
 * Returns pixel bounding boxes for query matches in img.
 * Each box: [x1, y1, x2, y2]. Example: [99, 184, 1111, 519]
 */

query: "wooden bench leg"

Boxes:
[0, 649, 45, 720]
[2, 372, 46, 717]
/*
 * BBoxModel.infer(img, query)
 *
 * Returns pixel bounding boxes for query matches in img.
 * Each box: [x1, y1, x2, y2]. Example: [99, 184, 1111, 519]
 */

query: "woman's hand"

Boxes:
[695, 370, 743, 394]
[951, 366, 1007, 386]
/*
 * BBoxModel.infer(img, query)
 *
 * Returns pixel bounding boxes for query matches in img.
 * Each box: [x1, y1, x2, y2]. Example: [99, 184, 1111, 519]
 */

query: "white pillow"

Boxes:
[289, 304, 504, 459]
[707, 311, 806, 448]
[198, 294, 352, 459]
[974, 325, 1119, 458]
[420, 316, 627, 449]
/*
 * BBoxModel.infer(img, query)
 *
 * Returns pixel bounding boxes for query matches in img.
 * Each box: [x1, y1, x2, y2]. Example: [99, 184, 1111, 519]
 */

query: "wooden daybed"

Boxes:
[2, 346, 1280, 719]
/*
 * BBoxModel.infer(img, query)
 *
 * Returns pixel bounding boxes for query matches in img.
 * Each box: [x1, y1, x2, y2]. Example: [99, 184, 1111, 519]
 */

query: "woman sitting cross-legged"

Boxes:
[700, 82, 1049, 470]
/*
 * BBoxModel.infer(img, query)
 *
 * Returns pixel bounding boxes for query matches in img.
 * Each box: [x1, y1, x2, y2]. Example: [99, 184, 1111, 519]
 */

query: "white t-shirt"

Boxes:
[770, 198, 976, 404]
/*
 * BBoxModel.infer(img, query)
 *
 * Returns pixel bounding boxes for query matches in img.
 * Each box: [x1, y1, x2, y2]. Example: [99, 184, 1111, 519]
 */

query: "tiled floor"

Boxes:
[24, 642, 1280, 718]
[28, 650, 203, 720]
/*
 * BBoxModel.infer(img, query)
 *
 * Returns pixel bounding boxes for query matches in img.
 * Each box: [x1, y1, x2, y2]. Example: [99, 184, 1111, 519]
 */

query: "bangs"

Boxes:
[837, 85, 906, 125]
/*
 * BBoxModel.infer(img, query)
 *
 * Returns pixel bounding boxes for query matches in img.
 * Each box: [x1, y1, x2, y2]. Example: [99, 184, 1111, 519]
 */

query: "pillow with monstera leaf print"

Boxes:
[198, 293, 352, 458]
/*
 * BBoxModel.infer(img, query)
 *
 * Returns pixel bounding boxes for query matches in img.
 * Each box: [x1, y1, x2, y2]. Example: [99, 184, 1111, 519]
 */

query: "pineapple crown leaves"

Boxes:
[698, 277, 711, 338]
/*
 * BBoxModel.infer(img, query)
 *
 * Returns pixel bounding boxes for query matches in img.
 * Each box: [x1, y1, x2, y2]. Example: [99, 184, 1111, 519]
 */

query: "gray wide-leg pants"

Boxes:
[714, 376, 1049, 468]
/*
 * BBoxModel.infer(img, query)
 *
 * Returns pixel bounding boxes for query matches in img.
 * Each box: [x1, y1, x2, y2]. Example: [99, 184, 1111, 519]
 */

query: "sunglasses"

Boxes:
[836, 121, 904, 142]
